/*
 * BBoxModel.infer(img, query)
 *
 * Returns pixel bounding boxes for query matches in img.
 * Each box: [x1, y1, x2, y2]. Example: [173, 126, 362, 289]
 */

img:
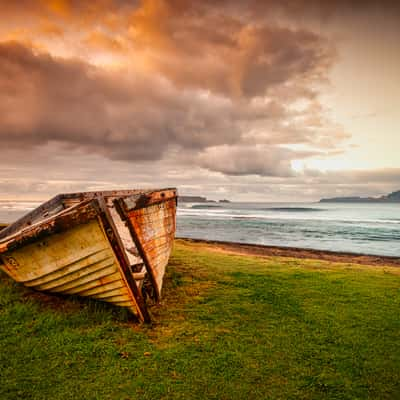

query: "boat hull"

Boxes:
[1, 218, 143, 316]
[0, 189, 177, 322]
[115, 189, 177, 301]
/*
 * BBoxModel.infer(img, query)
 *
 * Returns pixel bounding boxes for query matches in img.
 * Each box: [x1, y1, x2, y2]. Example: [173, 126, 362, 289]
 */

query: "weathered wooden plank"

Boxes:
[116, 193, 177, 301]
[0, 188, 177, 322]
[122, 189, 177, 211]
[0, 200, 99, 254]
[96, 197, 151, 322]
[24, 249, 114, 286]
[0, 219, 141, 316]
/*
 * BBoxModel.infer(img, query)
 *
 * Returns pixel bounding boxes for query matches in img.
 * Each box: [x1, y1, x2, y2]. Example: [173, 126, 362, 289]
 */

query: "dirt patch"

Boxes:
[177, 238, 400, 268]
[22, 290, 85, 313]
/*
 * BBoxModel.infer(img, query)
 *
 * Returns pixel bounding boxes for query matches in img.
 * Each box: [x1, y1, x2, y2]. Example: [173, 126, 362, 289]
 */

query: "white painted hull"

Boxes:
[0, 189, 177, 322]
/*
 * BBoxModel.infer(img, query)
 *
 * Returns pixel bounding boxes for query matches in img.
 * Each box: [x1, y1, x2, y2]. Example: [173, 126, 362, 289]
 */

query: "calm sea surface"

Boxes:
[1, 200, 399, 257]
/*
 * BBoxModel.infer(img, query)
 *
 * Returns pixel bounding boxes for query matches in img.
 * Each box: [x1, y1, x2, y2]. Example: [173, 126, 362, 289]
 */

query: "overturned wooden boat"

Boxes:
[0, 189, 177, 322]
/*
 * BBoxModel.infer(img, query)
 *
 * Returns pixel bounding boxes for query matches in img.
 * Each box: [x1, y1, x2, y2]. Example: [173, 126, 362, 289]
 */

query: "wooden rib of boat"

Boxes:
[0, 188, 177, 322]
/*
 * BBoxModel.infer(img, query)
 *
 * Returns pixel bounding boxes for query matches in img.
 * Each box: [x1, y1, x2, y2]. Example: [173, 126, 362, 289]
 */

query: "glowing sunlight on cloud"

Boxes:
[0, 0, 399, 200]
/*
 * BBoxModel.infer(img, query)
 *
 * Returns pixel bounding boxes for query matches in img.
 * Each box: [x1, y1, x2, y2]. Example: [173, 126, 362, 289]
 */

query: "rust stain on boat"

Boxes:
[115, 189, 177, 301]
[0, 189, 177, 323]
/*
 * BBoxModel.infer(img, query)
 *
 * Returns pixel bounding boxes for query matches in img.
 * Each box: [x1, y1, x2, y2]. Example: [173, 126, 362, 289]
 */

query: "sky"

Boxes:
[0, 0, 399, 201]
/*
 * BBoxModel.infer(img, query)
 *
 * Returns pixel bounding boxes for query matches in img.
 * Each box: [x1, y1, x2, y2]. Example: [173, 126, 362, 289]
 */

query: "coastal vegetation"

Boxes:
[1, 239, 399, 399]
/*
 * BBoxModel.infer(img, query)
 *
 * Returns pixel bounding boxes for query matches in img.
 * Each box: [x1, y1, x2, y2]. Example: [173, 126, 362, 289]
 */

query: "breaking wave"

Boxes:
[177, 209, 400, 225]
[261, 207, 326, 212]
[191, 204, 222, 209]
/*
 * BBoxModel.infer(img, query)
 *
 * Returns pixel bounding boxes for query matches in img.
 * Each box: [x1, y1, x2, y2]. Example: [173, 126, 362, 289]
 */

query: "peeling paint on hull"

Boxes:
[0, 189, 177, 322]
[116, 194, 177, 301]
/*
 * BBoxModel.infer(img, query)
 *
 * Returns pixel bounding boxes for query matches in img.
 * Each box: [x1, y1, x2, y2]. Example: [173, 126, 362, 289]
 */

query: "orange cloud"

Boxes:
[0, 0, 361, 178]
[38, 21, 64, 37]
[84, 30, 126, 53]
[46, 0, 71, 17]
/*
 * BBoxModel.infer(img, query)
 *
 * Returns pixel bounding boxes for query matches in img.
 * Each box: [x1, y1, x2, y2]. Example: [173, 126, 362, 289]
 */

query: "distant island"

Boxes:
[179, 196, 230, 203]
[320, 190, 400, 203]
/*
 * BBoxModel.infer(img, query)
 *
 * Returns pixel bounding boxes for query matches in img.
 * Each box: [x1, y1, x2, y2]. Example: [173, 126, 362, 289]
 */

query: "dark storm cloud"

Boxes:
[286, 0, 400, 19]
[129, 1, 334, 98]
[0, 41, 242, 160]
[0, 38, 340, 173]
[0, 0, 398, 201]
[208, 0, 400, 20]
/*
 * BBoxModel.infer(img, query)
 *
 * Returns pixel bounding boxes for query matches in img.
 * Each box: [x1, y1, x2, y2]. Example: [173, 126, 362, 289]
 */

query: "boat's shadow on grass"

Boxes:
[0, 258, 197, 327]
[0, 270, 135, 325]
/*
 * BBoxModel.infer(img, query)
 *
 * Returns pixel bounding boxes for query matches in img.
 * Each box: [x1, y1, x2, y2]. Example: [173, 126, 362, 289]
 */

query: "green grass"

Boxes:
[1, 239, 399, 399]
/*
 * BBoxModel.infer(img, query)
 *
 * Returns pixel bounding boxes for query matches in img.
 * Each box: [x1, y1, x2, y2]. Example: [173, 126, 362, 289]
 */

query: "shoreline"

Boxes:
[177, 237, 400, 267]
[1, 219, 399, 267]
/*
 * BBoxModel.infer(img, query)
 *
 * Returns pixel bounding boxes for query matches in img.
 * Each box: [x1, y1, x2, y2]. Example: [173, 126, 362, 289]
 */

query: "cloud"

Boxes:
[129, 1, 334, 98]
[5, 0, 388, 204]
[83, 31, 126, 53]
[197, 145, 312, 177]
[212, 0, 400, 22]
[0, 1, 398, 202]
[1, 143, 399, 201]
[302, 168, 400, 185]
[0, 38, 343, 175]
[0, 41, 241, 160]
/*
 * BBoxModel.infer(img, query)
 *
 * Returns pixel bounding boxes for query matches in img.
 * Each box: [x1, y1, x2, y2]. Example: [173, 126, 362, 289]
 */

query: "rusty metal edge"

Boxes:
[96, 196, 151, 323]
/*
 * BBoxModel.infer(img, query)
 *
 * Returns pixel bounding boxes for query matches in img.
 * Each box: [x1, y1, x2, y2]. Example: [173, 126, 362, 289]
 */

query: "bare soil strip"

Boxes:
[177, 237, 400, 267]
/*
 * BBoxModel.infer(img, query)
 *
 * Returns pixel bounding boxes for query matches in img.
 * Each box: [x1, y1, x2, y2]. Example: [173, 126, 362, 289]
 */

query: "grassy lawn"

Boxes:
[1, 239, 399, 399]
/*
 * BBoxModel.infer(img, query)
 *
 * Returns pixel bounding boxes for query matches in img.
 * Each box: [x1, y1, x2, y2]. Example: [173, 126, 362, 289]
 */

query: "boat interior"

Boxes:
[0, 190, 152, 290]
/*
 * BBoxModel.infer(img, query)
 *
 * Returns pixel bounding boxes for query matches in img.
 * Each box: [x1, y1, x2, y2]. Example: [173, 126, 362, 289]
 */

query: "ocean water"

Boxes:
[1, 200, 399, 257]
[0, 200, 43, 224]
[177, 202, 400, 257]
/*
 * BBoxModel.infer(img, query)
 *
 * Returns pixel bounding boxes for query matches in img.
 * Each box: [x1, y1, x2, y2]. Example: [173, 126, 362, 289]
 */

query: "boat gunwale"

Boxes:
[0, 188, 177, 241]
[0, 188, 177, 323]
[61, 188, 177, 203]
[117, 189, 178, 212]
[0, 194, 64, 240]
[0, 199, 99, 253]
